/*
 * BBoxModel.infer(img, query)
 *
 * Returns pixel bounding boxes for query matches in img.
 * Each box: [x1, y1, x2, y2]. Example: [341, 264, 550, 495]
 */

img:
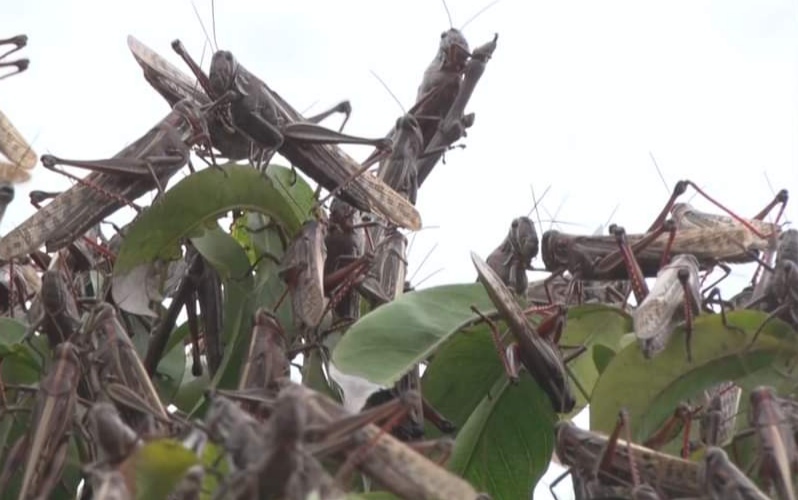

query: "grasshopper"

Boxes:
[279, 217, 329, 330]
[703, 447, 771, 500]
[0, 342, 82, 499]
[554, 419, 703, 498]
[324, 198, 365, 321]
[171, 40, 422, 231]
[237, 308, 290, 398]
[83, 303, 170, 434]
[275, 381, 487, 500]
[748, 386, 798, 500]
[746, 229, 798, 342]
[630, 252, 702, 360]
[128, 35, 352, 164]
[696, 381, 743, 451]
[0, 96, 232, 260]
[415, 33, 498, 187]
[485, 216, 538, 296]
[25, 256, 82, 350]
[471, 251, 576, 413]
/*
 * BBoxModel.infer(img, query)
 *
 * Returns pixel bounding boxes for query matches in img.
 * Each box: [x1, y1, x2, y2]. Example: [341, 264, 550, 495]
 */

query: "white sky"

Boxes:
[3, 1, 797, 498]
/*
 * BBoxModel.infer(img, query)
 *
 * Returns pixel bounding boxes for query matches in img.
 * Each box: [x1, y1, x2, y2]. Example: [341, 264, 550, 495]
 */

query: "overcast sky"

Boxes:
[3, 0, 797, 498]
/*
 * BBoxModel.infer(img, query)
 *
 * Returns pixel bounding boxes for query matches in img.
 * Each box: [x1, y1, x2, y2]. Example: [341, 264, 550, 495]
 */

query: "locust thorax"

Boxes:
[209, 50, 238, 95]
[508, 216, 538, 265]
[776, 229, 798, 263]
[539, 230, 571, 272]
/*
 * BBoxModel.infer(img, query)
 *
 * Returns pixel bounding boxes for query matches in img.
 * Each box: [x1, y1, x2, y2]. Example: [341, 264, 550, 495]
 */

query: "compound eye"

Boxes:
[440, 31, 447, 39]
[511, 219, 519, 229]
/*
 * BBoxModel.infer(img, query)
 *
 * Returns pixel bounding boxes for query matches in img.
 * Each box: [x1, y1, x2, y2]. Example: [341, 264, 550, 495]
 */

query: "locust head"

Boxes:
[329, 198, 357, 229]
[209, 50, 239, 96]
[438, 28, 470, 72]
[508, 217, 538, 268]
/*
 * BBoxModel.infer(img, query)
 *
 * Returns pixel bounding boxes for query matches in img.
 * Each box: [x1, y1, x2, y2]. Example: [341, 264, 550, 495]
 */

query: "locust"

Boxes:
[237, 308, 290, 399]
[86, 401, 141, 466]
[25, 256, 82, 350]
[630, 252, 702, 360]
[83, 302, 170, 434]
[415, 33, 498, 187]
[277, 381, 487, 500]
[748, 386, 798, 500]
[0, 96, 230, 260]
[471, 251, 576, 413]
[279, 217, 329, 330]
[485, 216, 538, 296]
[554, 419, 704, 498]
[746, 229, 798, 342]
[324, 198, 365, 321]
[0, 342, 82, 499]
[171, 40, 422, 231]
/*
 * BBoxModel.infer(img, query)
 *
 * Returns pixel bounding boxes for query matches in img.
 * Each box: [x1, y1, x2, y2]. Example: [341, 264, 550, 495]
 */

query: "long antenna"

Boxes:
[369, 69, 406, 115]
[440, 0, 454, 28]
[211, 0, 219, 51]
[649, 151, 670, 195]
[409, 242, 438, 284]
[190, 1, 216, 52]
[461, 0, 502, 31]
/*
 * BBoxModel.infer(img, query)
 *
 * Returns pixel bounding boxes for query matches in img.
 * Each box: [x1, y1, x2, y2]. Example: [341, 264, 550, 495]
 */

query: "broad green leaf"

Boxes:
[133, 439, 199, 500]
[114, 163, 312, 275]
[332, 283, 496, 386]
[0, 318, 42, 376]
[590, 311, 798, 445]
[422, 325, 556, 499]
[555, 304, 631, 417]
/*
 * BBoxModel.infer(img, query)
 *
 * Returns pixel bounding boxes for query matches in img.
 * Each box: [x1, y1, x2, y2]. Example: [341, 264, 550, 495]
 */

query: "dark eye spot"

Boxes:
[511, 219, 519, 228]
[440, 32, 447, 39]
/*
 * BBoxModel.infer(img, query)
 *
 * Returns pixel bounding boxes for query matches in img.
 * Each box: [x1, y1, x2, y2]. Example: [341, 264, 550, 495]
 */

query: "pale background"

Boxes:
[2, 1, 796, 498]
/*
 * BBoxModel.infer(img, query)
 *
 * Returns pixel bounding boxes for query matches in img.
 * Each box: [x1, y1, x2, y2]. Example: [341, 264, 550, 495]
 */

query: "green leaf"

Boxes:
[113, 163, 312, 275]
[590, 311, 798, 445]
[332, 283, 496, 386]
[133, 439, 199, 500]
[0, 318, 42, 375]
[422, 324, 556, 498]
[557, 304, 631, 416]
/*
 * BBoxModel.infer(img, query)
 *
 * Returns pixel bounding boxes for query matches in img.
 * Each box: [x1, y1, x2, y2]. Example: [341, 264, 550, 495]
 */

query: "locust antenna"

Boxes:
[369, 69, 406, 115]
[596, 204, 620, 235]
[211, 0, 219, 51]
[440, 0, 454, 28]
[528, 184, 551, 237]
[409, 242, 438, 285]
[548, 193, 569, 232]
[763, 171, 777, 197]
[191, 0, 215, 50]
[413, 267, 444, 290]
[461, 0, 502, 31]
[649, 151, 670, 195]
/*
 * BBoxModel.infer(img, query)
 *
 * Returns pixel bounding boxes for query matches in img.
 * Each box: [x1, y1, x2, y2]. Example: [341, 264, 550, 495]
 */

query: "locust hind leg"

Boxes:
[470, 305, 520, 383]
[305, 100, 352, 133]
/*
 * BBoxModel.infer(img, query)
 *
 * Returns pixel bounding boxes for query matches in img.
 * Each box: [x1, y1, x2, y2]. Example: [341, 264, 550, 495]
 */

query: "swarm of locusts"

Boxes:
[0, 8, 796, 500]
